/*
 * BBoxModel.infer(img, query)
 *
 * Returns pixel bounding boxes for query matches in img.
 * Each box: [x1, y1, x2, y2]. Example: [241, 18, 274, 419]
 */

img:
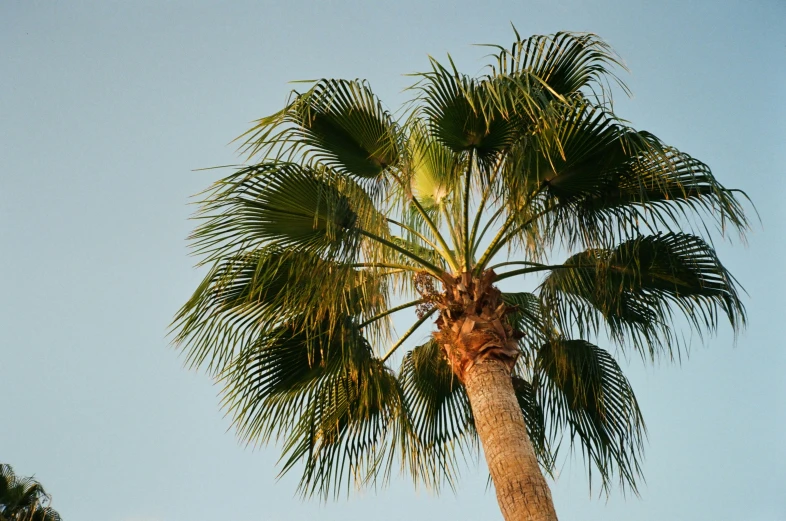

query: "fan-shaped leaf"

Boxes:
[501, 292, 549, 353]
[220, 320, 401, 498]
[241, 80, 400, 181]
[192, 162, 360, 261]
[294, 80, 401, 179]
[534, 339, 644, 492]
[511, 376, 551, 469]
[408, 122, 460, 209]
[398, 339, 474, 489]
[489, 31, 627, 99]
[173, 248, 387, 374]
[541, 233, 745, 358]
[415, 59, 523, 163]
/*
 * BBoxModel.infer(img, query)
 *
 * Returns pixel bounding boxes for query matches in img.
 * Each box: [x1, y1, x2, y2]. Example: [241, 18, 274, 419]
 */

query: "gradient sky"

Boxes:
[2, 1, 784, 520]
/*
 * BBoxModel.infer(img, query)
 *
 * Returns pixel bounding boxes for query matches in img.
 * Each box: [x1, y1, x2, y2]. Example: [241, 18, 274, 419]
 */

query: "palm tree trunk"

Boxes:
[464, 358, 558, 521]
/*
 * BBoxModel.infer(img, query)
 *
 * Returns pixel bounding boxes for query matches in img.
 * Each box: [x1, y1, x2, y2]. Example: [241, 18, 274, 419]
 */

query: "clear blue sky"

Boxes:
[1, 1, 784, 520]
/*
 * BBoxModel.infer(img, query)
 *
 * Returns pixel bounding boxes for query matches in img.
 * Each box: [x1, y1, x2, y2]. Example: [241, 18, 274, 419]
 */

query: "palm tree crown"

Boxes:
[0, 464, 62, 521]
[173, 31, 749, 513]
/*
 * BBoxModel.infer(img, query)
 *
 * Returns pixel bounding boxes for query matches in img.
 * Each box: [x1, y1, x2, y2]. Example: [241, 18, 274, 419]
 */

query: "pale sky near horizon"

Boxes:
[2, 1, 784, 520]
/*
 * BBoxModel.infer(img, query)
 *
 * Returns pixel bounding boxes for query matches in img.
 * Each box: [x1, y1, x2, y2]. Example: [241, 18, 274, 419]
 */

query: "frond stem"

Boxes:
[468, 159, 501, 257]
[391, 171, 460, 272]
[471, 204, 506, 257]
[359, 299, 424, 328]
[483, 206, 557, 265]
[357, 229, 445, 276]
[411, 195, 461, 272]
[463, 149, 474, 271]
[350, 262, 421, 272]
[386, 218, 451, 261]
[488, 260, 547, 270]
[441, 202, 462, 257]
[475, 188, 551, 272]
[380, 307, 437, 363]
[494, 263, 595, 281]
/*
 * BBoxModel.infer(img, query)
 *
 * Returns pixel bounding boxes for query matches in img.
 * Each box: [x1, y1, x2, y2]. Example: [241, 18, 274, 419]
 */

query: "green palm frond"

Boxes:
[411, 57, 532, 165]
[220, 319, 400, 499]
[389, 236, 449, 272]
[398, 339, 475, 489]
[0, 465, 62, 521]
[281, 357, 402, 499]
[192, 162, 361, 262]
[502, 291, 550, 353]
[173, 247, 388, 374]
[495, 100, 748, 250]
[240, 79, 400, 182]
[540, 232, 745, 359]
[487, 31, 628, 101]
[534, 339, 645, 493]
[406, 121, 460, 210]
[570, 144, 750, 236]
[28, 507, 63, 521]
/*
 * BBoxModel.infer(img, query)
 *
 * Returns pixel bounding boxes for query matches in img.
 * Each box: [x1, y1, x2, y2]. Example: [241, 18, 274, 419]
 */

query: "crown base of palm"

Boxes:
[430, 270, 520, 382]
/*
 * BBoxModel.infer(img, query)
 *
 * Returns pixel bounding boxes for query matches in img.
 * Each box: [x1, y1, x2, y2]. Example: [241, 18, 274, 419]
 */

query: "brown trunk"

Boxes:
[464, 358, 558, 521]
[426, 270, 558, 521]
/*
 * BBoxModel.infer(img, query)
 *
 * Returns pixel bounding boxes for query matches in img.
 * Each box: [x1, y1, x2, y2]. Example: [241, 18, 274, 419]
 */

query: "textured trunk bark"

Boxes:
[464, 358, 558, 521]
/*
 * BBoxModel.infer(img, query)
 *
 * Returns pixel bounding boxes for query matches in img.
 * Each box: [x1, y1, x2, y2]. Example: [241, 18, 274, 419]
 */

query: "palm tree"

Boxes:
[0, 465, 62, 521]
[173, 31, 749, 520]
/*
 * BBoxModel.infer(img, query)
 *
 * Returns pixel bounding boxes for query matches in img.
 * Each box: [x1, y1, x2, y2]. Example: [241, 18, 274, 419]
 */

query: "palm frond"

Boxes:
[565, 144, 751, 239]
[411, 57, 527, 165]
[534, 338, 645, 493]
[499, 100, 749, 249]
[486, 31, 628, 101]
[191, 162, 362, 263]
[240, 79, 401, 182]
[173, 247, 388, 374]
[406, 121, 460, 210]
[221, 318, 402, 499]
[398, 339, 475, 489]
[0, 465, 61, 521]
[511, 376, 552, 471]
[501, 291, 550, 358]
[540, 233, 746, 359]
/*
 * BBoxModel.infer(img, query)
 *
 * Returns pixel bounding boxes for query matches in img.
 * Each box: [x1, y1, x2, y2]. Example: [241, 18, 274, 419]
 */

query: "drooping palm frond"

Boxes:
[502, 291, 551, 355]
[487, 100, 749, 255]
[220, 318, 403, 499]
[533, 339, 645, 493]
[511, 376, 552, 470]
[173, 246, 389, 374]
[398, 339, 475, 489]
[540, 232, 746, 359]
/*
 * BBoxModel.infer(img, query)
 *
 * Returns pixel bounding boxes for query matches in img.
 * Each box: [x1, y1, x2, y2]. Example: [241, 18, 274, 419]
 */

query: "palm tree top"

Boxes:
[0, 464, 62, 521]
[173, 31, 750, 501]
